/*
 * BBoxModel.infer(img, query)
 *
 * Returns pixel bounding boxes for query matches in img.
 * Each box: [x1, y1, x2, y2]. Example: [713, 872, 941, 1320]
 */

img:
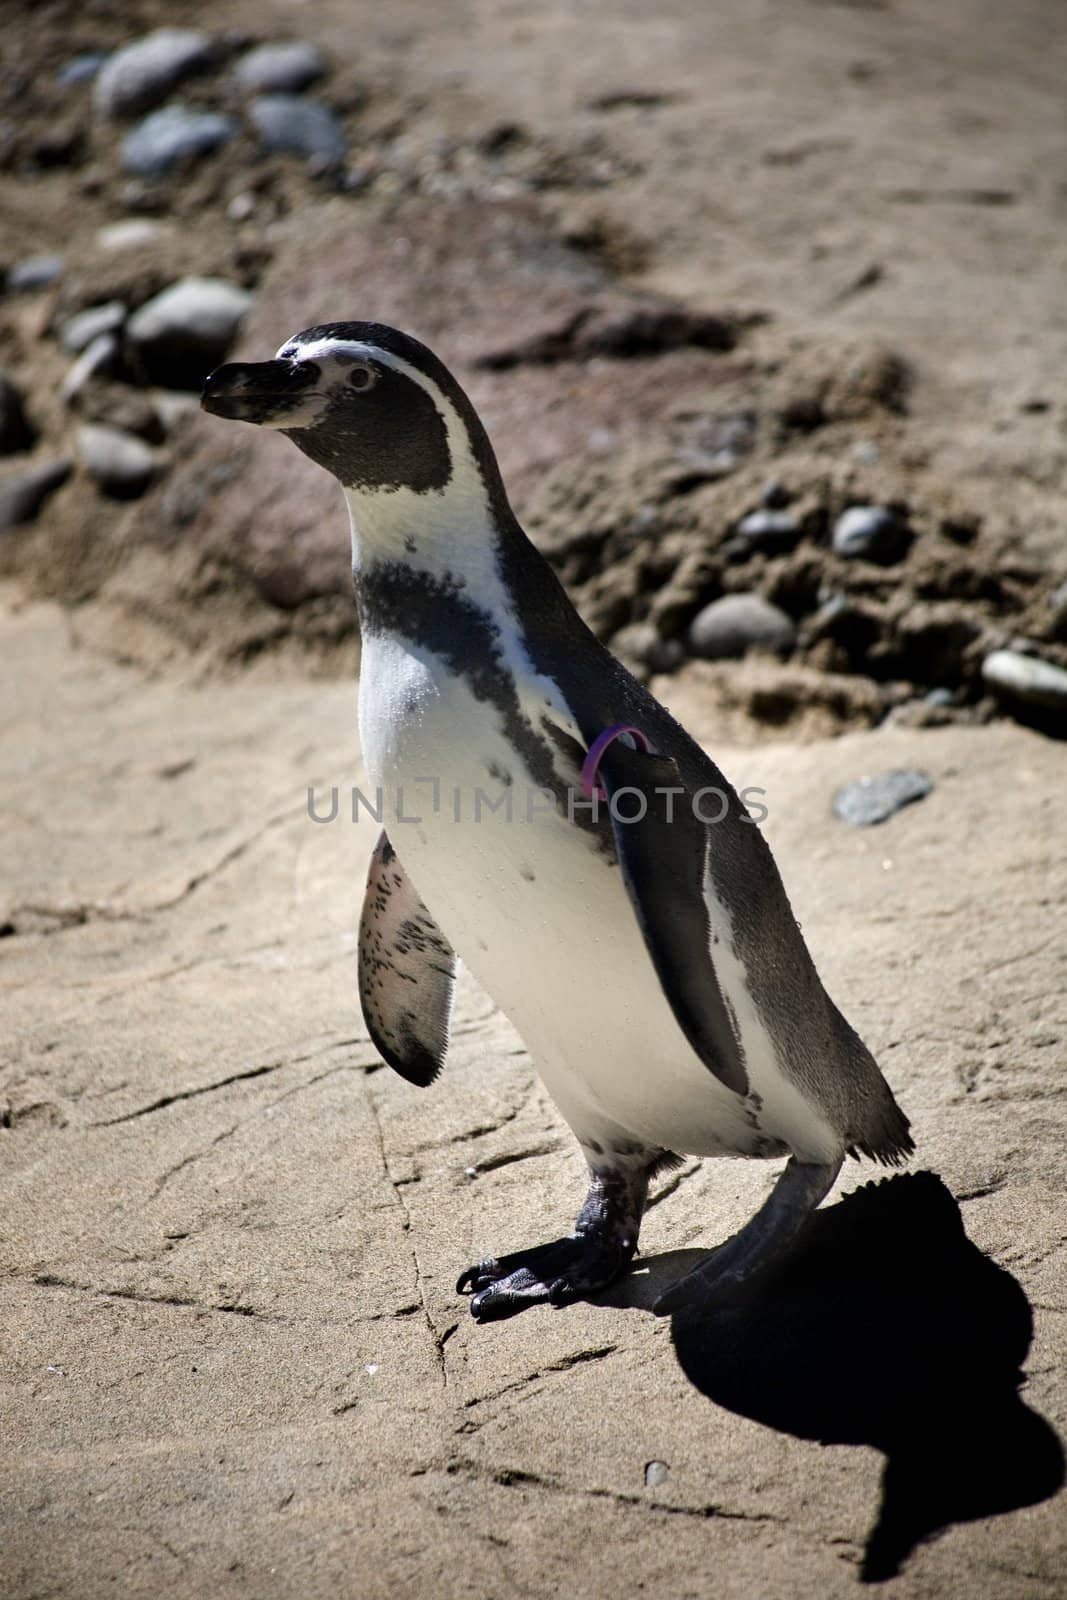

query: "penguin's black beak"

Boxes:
[200, 359, 320, 424]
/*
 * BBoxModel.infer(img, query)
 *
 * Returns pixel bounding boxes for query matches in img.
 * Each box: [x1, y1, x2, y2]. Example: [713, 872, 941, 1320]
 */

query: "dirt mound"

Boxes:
[1, 0, 1066, 739]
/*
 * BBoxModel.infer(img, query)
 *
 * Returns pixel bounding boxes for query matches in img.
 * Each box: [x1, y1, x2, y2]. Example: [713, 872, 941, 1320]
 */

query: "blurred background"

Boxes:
[2, 0, 1065, 734]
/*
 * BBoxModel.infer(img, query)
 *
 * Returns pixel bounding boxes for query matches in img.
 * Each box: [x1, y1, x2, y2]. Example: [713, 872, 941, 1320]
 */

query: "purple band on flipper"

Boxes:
[580, 724, 652, 800]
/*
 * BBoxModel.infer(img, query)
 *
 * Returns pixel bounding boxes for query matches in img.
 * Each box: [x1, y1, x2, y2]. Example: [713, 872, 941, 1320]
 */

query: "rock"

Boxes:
[735, 509, 802, 554]
[96, 219, 166, 252]
[125, 277, 253, 388]
[59, 302, 127, 355]
[60, 334, 121, 404]
[121, 105, 235, 177]
[56, 52, 109, 87]
[248, 95, 346, 161]
[234, 42, 325, 93]
[611, 622, 685, 674]
[981, 650, 1067, 718]
[7, 254, 64, 292]
[832, 505, 909, 565]
[687, 593, 796, 660]
[762, 479, 791, 509]
[832, 770, 934, 827]
[0, 372, 35, 455]
[226, 191, 257, 222]
[0, 458, 72, 528]
[93, 28, 216, 119]
[78, 424, 157, 499]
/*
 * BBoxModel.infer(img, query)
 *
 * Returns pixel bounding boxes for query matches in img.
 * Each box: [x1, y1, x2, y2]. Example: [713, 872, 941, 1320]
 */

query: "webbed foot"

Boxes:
[457, 1232, 634, 1321]
[458, 1159, 652, 1323]
[653, 1154, 843, 1314]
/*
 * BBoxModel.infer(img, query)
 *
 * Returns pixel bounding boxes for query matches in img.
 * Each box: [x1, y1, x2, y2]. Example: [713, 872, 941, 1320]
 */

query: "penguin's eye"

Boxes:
[348, 364, 377, 392]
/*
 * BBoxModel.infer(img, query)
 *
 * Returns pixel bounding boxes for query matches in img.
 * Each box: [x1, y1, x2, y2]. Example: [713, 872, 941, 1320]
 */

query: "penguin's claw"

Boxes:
[457, 1234, 631, 1322]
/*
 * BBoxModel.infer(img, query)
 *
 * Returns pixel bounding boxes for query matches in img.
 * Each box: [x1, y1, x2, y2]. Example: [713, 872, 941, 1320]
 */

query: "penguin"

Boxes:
[201, 322, 912, 1321]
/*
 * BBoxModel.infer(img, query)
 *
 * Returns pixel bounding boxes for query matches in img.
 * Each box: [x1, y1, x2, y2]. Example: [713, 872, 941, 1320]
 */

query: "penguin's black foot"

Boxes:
[458, 1162, 651, 1322]
[653, 1154, 843, 1315]
[457, 1232, 635, 1322]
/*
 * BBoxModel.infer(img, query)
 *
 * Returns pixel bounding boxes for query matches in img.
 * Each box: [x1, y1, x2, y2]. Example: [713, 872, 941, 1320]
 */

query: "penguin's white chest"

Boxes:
[358, 632, 830, 1161]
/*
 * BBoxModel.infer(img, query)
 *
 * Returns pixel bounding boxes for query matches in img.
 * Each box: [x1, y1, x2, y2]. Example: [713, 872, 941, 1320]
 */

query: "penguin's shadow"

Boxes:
[601, 1171, 1064, 1583]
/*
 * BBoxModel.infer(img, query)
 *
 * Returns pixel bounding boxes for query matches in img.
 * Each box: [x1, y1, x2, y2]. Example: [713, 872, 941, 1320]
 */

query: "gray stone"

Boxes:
[126, 276, 253, 388]
[0, 458, 72, 529]
[78, 424, 157, 499]
[7, 254, 64, 292]
[121, 105, 235, 176]
[981, 649, 1067, 717]
[234, 42, 325, 93]
[832, 504, 909, 564]
[96, 219, 167, 252]
[59, 302, 127, 355]
[93, 28, 216, 119]
[60, 334, 121, 404]
[735, 509, 802, 553]
[0, 372, 35, 454]
[56, 52, 109, 87]
[832, 769, 934, 827]
[686, 593, 796, 660]
[248, 94, 346, 161]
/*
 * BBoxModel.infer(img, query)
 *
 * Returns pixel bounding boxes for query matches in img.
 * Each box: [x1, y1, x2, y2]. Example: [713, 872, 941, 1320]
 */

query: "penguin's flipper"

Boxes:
[595, 742, 748, 1097]
[358, 830, 456, 1087]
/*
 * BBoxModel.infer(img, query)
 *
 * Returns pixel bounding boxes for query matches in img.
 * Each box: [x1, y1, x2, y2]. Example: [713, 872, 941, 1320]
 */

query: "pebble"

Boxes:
[93, 28, 216, 119]
[96, 218, 167, 252]
[0, 458, 72, 529]
[59, 302, 127, 355]
[981, 649, 1067, 717]
[644, 1461, 670, 1489]
[60, 334, 120, 404]
[78, 423, 157, 499]
[56, 52, 109, 87]
[832, 504, 908, 564]
[234, 41, 325, 93]
[121, 105, 236, 176]
[687, 593, 796, 660]
[734, 509, 802, 554]
[0, 372, 35, 454]
[762, 479, 791, 509]
[832, 770, 934, 828]
[226, 191, 257, 222]
[248, 94, 346, 161]
[7, 254, 64, 292]
[126, 276, 253, 387]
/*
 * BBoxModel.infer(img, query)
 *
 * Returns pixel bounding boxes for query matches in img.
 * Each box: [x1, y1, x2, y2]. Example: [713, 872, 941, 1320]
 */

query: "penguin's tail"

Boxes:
[847, 1078, 915, 1167]
[834, 1014, 915, 1167]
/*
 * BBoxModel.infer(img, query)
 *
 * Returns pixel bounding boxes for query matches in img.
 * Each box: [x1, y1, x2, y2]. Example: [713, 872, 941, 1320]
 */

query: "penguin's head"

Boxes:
[202, 321, 504, 507]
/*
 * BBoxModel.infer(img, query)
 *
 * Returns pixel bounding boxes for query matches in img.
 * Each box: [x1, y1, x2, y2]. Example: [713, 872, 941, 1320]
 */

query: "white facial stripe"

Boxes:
[276, 336, 378, 363]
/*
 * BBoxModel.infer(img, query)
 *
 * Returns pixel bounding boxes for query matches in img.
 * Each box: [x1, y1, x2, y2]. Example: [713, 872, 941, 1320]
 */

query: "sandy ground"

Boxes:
[2, 587, 1064, 1598]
